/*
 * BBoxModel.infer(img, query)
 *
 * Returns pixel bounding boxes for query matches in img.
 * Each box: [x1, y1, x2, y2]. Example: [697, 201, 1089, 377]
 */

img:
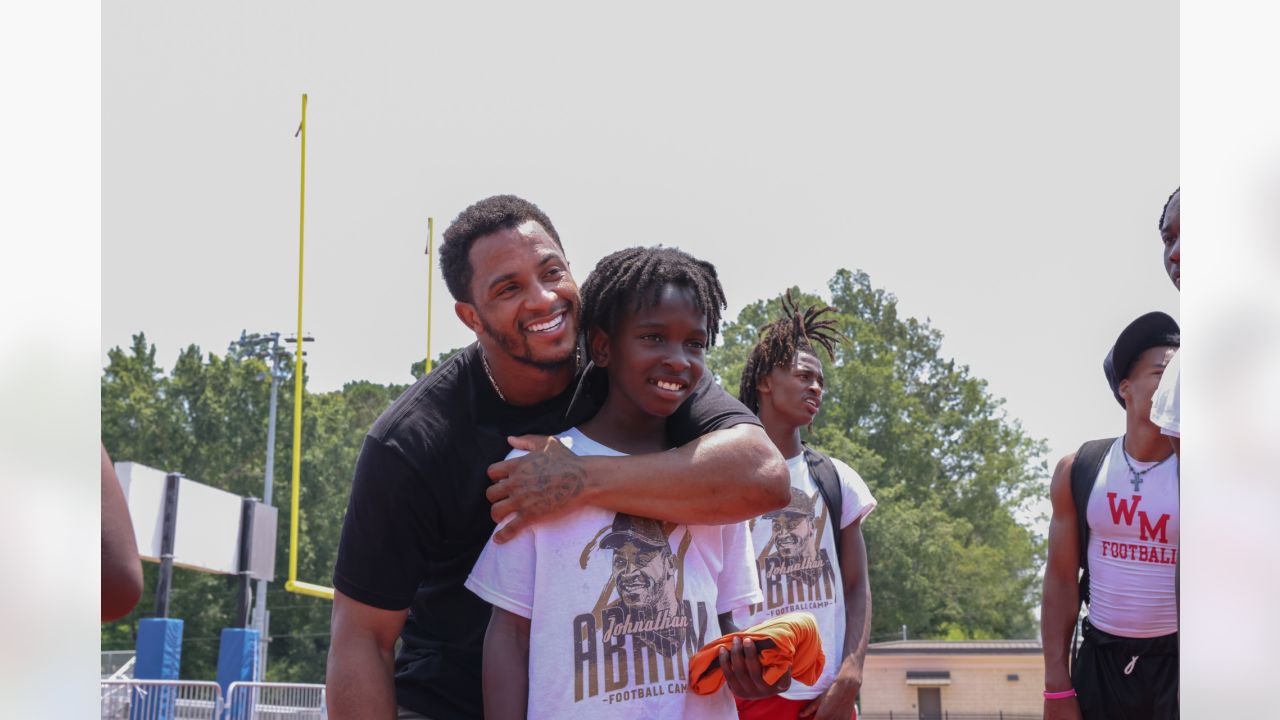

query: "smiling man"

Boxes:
[326, 195, 789, 720]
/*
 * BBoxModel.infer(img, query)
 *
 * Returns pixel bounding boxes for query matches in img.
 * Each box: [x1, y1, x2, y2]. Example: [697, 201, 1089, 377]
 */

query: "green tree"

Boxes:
[710, 269, 1047, 640]
[409, 346, 467, 379]
[100, 333, 405, 681]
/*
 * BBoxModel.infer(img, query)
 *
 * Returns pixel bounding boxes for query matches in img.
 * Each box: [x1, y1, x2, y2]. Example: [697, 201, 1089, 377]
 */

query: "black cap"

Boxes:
[599, 514, 668, 552]
[1103, 311, 1180, 408]
[762, 486, 818, 519]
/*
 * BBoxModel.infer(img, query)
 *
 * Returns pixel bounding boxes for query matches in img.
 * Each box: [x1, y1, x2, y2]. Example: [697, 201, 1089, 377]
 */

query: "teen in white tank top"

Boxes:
[1085, 438, 1179, 638]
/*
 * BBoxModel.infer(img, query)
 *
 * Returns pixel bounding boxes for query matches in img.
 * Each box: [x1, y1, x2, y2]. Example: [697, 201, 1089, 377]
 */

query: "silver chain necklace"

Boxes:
[480, 349, 508, 403]
[1120, 435, 1174, 492]
[480, 347, 581, 404]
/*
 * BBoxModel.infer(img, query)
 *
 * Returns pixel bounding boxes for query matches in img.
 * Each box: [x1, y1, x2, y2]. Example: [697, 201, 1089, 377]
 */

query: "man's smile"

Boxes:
[522, 310, 568, 334]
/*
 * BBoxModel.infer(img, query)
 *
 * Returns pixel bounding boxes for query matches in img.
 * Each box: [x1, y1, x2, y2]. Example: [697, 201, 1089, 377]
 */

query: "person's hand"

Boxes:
[1043, 695, 1083, 720]
[486, 435, 586, 542]
[719, 637, 792, 699]
[798, 675, 859, 719]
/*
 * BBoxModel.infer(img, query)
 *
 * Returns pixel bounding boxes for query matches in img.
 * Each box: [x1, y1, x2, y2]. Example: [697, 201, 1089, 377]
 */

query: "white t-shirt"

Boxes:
[465, 428, 763, 719]
[731, 452, 876, 700]
[1150, 350, 1181, 438]
[1085, 438, 1179, 638]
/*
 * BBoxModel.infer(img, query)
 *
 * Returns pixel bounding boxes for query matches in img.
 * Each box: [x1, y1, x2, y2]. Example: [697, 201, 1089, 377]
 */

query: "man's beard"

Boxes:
[479, 307, 579, 372]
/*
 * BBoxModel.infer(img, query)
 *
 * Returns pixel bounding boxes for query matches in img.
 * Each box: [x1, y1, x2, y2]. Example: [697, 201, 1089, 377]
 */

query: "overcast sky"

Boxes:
[103, 1, 1177, 517]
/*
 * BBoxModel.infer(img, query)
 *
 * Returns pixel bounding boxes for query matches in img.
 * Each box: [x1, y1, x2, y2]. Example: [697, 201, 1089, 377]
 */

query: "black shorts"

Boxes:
[1072, 617, 1179, 720]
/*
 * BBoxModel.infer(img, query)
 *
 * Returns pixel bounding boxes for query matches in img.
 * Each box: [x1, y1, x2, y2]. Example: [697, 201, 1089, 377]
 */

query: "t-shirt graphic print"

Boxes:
[733, 452, 875, 701]
[754, 486, 837, 608]
[465, 428, 762, 719]
[595, 512, 700, 661]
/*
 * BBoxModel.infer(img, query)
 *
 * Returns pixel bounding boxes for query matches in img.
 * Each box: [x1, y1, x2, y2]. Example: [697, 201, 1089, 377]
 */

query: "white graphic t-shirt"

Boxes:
[466, 428, 763, 719]
[1085, 438, 1179, 637]
[731, 451, 876, 700]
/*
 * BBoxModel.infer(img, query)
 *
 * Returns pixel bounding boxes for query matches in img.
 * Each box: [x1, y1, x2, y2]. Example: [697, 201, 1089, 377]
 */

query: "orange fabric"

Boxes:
[688, 611, 826, 695]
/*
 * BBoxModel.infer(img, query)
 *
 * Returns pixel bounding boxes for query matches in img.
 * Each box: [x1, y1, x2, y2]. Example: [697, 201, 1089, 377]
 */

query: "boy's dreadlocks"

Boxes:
[738, 292, 846, 414]
[579, 245, 727, 347]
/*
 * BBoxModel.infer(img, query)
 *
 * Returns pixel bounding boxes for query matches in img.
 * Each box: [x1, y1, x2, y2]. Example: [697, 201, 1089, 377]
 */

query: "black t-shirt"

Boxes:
[332, 342, 760, 718]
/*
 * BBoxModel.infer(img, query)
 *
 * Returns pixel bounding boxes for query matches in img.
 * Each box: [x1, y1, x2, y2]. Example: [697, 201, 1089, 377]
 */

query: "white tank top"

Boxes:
[1085, 438, 1179, 638]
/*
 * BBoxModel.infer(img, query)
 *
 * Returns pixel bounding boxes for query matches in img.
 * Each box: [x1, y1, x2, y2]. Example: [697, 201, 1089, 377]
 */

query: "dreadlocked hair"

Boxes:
[1158, 187, 1180, 230]
[578, 246, 727, 348]
[738, 291, 846, 414]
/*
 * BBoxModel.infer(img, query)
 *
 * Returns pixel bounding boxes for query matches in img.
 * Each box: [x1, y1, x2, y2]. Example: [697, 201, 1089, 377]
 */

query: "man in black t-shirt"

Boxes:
[327, 195, 790, 719]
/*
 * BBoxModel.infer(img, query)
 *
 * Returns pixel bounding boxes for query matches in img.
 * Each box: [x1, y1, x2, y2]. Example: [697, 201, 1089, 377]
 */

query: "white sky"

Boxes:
[103, 1, 1178, 519]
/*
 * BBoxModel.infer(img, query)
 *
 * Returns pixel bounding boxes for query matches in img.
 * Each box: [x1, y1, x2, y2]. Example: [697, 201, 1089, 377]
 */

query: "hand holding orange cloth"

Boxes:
[688, 612, 825, 695]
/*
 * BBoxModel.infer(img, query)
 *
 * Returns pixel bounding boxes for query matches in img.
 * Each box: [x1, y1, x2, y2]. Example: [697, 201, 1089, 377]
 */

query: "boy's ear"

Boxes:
[588, 327, 611, 368]
[757, 374, 772, 397]
[1118, 377, 1132, 406]
[455, 302, 483, 335]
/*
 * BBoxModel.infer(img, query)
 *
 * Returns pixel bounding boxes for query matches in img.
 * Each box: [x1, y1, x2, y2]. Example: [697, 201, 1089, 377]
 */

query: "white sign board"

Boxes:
[116, 461, 274, 578]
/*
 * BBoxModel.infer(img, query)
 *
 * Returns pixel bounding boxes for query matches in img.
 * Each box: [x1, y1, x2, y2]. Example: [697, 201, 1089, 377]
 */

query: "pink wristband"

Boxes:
[1043, 689, 1077, 700]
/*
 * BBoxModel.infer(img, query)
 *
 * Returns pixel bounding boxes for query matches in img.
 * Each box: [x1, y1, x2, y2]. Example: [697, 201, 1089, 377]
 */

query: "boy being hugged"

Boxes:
[467, 247, 776, 719]
[733, 295, 876, 720]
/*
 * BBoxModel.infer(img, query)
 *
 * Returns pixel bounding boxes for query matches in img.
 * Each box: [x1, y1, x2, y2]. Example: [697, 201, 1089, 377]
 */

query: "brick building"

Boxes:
[859, 639, 1043, 719]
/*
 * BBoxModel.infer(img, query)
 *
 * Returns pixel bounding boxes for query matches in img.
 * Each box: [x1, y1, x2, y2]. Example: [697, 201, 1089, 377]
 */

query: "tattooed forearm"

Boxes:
[518, 445, 586, 517]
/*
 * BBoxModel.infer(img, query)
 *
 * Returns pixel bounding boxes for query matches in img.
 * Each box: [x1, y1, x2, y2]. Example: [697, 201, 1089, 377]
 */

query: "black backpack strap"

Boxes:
[1069, 438, 1117, 606]
[803, 446, 844, 565]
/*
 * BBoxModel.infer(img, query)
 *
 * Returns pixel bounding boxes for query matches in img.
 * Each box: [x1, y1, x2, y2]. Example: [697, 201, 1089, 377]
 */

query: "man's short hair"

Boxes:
[439, 195, 562, 302]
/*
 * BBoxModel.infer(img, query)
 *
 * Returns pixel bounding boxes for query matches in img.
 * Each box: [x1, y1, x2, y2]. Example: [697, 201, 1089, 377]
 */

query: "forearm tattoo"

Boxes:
[519, 448, 586, 516]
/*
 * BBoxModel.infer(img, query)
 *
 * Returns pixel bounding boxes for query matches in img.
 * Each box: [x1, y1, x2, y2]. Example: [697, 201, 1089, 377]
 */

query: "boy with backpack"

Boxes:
[733, 295, 877, 720]
[1041, 311, 1180, 720]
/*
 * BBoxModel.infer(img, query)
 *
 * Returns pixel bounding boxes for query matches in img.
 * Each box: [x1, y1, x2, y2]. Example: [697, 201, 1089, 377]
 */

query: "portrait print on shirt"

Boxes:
[573, 512, 714, 703]
[747, 487, 838, 615]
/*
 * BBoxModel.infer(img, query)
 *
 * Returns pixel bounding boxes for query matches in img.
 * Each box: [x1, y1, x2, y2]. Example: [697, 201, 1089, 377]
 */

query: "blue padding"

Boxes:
[216, 628, 260, 693]
[218, 628, 260, 720]
[133, 618, 183, 720]
[134, 618, 183, 679]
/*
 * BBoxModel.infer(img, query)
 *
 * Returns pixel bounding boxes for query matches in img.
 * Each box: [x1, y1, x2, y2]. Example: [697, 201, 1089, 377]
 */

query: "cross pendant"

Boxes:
[1130, 474, 1143, 492]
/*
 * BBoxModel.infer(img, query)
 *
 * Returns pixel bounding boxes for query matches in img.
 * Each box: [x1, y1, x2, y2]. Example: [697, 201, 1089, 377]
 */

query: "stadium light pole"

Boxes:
[230, 330, 312, 678]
